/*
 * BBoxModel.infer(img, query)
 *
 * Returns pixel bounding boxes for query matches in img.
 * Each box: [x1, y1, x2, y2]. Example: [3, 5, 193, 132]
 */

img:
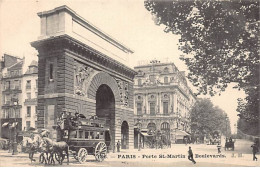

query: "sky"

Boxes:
[0, 0, 245, 133]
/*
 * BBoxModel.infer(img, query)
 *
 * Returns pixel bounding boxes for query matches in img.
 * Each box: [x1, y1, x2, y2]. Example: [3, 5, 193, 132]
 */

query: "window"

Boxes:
[26, 80, 31, 89]
[138, 79, 142, 86]
[50, 64, 53, 80]
[79, 131, 83, 138]
[164, 67, 169, 73]
[164, 77, 168, 84]
[36, 79, 38, 88]
[149, 75, 155, 83]
[96, 132, 100, 139]
[163, 102, 168, 114]
[27, 106, 31, 117]
[90, 132, 94, 139]
[85, 132, 89, 139]
[14, 80, 20, 89]
[6, 81, 11, 90]
[150, 102, 155, 115]
[26, 121, 31, 130]
[137, 103, 142, 115]
[27, 92, 31, 99]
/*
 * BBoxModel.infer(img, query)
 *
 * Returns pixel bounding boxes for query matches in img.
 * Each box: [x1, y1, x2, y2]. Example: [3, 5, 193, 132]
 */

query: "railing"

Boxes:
[135, 113, 178, 118]
[4, 86, 21, 90]
[3, 71, 22, 78]
[25, 98, 37, 103]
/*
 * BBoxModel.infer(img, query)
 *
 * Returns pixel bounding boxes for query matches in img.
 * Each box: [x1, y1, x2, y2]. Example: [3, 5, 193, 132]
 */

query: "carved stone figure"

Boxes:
[75, 63, 93, 96]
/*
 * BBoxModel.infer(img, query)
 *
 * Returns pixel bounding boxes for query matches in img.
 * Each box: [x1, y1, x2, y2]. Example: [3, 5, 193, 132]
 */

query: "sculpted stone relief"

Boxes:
[74, 62, 94, 96]
[115, 78, 129, 107]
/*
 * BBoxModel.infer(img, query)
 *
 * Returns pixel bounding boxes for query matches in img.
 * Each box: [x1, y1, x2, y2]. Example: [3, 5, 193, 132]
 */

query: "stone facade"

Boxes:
[0, 54, 38, 138]
[133, 62, 196, 145]
[31, 6, 136, 149]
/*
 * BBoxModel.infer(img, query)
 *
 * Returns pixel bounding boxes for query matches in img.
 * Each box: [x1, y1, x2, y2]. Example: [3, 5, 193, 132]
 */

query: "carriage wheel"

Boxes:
[95, 142, 107, 162]
[77, 148, 88, 163]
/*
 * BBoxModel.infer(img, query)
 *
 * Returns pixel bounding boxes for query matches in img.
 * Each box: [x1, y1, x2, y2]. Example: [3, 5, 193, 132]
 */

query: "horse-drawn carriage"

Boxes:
[38, 113, 111, 165]
[144, 130, 171, 149]
[225, 138, 235, 151]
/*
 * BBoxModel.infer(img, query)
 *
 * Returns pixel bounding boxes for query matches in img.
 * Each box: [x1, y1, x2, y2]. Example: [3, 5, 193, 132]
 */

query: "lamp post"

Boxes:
[12, 99, 18, 155]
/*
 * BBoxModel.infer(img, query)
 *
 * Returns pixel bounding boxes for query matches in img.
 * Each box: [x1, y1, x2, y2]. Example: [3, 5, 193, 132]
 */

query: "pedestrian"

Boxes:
[117, 140, 121, 152]
[251, 143, 259, 161]
[28, 134, 36, 162]
[217, 142, 221, 153]
[188, 146, 196, 164]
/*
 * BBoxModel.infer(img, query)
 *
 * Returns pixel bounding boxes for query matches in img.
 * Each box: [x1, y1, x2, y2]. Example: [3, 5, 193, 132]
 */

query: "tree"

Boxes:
[144, 0, 259, 135]
[190, 98, 231, 138]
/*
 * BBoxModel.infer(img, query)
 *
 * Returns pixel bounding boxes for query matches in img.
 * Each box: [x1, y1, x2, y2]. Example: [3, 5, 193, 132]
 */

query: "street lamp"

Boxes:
[12, 99, 18, 155]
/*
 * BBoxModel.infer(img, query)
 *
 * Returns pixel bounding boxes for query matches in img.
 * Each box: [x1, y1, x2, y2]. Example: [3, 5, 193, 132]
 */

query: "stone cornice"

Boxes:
[37, 5, 134, 54]
[31, 34, 137, 80]
[134, 85, 190, 100]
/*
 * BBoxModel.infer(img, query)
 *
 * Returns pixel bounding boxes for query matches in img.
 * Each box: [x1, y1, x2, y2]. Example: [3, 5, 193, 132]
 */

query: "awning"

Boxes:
[2, 122, 9, 127]
[11, 122, 18, 128]
[175, 130, 190, 136]
[140, 132, 153, 137]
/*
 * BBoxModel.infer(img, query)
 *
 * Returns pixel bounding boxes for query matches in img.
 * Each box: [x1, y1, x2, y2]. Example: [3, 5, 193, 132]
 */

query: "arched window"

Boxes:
[161, 122, 170, 141]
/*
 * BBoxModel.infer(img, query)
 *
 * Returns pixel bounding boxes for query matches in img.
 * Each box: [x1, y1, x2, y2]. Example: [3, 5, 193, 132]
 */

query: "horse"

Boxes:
[22, 134, 43, 163]
[41, 137, 68, 165]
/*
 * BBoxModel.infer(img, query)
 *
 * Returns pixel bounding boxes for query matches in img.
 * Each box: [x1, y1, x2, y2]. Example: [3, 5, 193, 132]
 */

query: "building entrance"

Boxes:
[96, 84, 115, 147]
[121, 121, 129, 149]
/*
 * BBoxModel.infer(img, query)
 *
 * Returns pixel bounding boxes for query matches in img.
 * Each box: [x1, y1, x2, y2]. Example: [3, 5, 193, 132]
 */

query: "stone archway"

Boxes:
[88, 72, 120, 149]
[96, 84, 115, 146]
[121, 121, 129, 149]
[87, 72, 120, 104]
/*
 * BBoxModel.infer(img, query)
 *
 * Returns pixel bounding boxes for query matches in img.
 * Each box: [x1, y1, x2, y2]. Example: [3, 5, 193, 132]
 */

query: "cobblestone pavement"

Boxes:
[0, 139, 259, 167]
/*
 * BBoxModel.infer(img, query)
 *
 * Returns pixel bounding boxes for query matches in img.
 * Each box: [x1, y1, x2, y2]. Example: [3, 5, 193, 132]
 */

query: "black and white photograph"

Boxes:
[0, 0, 259, 167]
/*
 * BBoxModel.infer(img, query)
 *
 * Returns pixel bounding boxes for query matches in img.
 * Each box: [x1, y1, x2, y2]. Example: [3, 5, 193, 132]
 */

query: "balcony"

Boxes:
[2, 71, 22, 79]
[135, 112, 178, 118]
[2, 101, 22, 109]
[24, 98, 37, 105]
[26, 85, 31, 90]
[2, 86, 22, 94]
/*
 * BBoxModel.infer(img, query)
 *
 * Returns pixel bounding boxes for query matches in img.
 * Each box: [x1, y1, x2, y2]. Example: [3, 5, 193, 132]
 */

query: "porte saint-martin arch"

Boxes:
[31, 6, 136, 149]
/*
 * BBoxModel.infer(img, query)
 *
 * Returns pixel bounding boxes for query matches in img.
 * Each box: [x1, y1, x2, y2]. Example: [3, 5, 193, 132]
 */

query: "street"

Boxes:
[0, 139, 259, 167]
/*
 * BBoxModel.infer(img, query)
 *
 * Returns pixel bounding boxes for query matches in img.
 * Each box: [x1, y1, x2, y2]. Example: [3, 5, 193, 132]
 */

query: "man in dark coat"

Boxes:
[117, 140, 121, 152]
[188, 146, 196, 164]
[251, 143, 258, 161]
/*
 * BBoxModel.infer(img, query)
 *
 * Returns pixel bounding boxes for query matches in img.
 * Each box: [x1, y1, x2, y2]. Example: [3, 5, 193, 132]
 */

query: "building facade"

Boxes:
[22, 61, 38, 131]
[0, 54, 38, 138]
[31, 6, 136, 149]
[133, 61, 196, 147]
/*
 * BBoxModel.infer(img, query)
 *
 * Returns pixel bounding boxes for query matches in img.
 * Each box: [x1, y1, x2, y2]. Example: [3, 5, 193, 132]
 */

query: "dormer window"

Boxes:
[164, 67, 169, 73]
[164, 77, 168, 84]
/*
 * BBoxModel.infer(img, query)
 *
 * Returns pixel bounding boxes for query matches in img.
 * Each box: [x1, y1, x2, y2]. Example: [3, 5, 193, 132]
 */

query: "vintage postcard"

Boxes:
[0, 0, 259, 167]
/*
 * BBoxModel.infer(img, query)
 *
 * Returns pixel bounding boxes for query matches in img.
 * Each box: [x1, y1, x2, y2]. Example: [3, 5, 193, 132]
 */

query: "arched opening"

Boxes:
[96, 84, 115, 148]
[121, 121, 129, 149]
[161, 122, 170, 141]
[134, 123, 142, 149]
[147, 122, 156, 134]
